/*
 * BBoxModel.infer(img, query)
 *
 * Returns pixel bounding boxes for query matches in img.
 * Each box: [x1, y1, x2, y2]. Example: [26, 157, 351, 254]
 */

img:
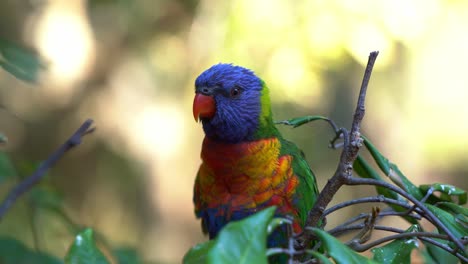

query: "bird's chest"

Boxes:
[198, 137, 297, 210]
[201, 137, 279, 189]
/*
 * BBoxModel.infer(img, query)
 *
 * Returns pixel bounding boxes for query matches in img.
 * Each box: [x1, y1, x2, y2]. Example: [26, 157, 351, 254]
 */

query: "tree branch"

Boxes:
[328, 211, 422, 237]
[0, 119, 95, 221]
[323, 195, 419, 218]
[341, 209, 421, 227]
[347, 231, 468, 263]
[301, 51, 379, 245]
[345, 177, 466, 252]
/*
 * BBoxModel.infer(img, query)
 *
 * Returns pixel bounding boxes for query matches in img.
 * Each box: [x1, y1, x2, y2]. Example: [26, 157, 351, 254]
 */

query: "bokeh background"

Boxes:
[0, 0, 467, 262]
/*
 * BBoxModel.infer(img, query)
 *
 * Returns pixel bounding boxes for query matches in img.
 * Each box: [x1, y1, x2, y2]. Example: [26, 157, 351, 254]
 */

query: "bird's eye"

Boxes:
[230, 87, 241, 98]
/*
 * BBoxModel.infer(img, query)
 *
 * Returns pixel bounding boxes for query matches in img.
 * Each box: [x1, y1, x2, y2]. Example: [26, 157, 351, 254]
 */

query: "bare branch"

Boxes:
[330, 210, 422, 236]
[0, 119, 95, 221]
[347, 231, 468, 262]
[301, 51, 379, 245]
[346, 177, 466, 252]
[323, 195, 420, 218]
[417, 237, 468, 263]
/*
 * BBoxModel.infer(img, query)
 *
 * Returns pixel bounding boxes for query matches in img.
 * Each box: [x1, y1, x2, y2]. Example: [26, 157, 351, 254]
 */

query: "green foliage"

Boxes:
[0, 237, 62, 264]
[113, 247, 142, 264]
[420, 183, 467, 205]
[361, 137, 423, 200]
[0, 152, 16, 183]
[0, 38, 45, 83]
[183, 207, 276, 264]
[424, 204, 466, 239]
[311, 228, 378, 264]
[422, 237, 460, 264]
[354, 155, 401, 201]
[371, 225, 419, 264]
[28, 185, 64, 211]
[0, 156, 144, 263]
[267, 116, 467, 262]
[183, 207, 381, 263]
[358, 137, 468, 261]
[65, 228, 110, 264]
[0, 116, 465, 263]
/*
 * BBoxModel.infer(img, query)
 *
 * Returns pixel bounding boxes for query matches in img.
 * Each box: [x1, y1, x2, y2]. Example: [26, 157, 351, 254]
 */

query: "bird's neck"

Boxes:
[252, 81, 281, 140]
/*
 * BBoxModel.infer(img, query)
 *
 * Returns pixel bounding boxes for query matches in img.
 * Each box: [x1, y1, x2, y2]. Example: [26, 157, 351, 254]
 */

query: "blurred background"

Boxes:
[0, 0, 467, 262]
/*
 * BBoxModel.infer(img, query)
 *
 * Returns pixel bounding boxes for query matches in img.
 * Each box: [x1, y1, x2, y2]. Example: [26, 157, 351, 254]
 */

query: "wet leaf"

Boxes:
[65, 228, 110, 264]
[183, 207, 276, 264]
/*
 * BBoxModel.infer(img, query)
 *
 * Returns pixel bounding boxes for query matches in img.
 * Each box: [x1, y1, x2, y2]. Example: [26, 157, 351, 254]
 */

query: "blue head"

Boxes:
[193, 63, 268, 143]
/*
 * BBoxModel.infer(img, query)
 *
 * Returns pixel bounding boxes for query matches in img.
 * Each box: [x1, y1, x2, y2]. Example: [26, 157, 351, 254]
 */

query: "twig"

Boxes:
[347, 231, 468, 262]
[0, 119, 95, 221]
[334, 225, 468, 261]
[332, 209, 421, 231]
[417, 237, 468, 263]
[345, 177, 466, 252]
[301, 51, 379, 245]
[323, 195, 419, 218]
[330, 224, 420, 238]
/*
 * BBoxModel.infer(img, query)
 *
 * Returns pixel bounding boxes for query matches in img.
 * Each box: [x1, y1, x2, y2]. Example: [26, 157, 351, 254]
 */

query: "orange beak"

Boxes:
[193, 93, 215, 122]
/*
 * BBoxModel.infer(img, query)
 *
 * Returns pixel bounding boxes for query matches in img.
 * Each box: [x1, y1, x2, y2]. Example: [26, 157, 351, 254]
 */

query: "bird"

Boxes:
[192, 63, 319, 248]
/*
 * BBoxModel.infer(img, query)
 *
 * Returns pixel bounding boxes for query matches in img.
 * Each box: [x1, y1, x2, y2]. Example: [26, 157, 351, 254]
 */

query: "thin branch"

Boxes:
[329, 128, 346, 149]
[337, 224, 468, 261]
[332, 208, 421, 230]
[323, 195, 419, 218]
[345, 177, 466, 252]
[331, 224, 425, 238]
[348, 231, 468, 262]
[301, 51, 379, 245]
[330, 223, 399, 237]
[348, 232, 438, 250]
[402, 185, 433, 217]
[328, 210, 422, 237]
[371, 209, 422, 221]
[0, 119, 95, 221]
[417, 237, 468, 263]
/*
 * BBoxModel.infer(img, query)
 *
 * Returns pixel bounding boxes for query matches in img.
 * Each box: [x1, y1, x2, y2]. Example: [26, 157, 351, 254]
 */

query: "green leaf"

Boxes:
[436, 202, 468, 217]
[275, 115, 331, 128]
[0, 61, 37, 83]
[65, 228, 110, 264]
[113, 247, 142, 264]
[183, 242, 215, 264]
[183, 207, 277, 264]
[28, 185, 64, 210]
[311, 228, 377, 264]
[354, 155, 398, 200]
[354, 155, 416, 224]
[419, 183, 467, 205]
[306, 250, 333, 264]
[0, 236, 62, 264]
[0, 152, 16, 183]
[27, 184, 81, 233]
[267, 217, 290, 235]
[425, 204, 467, 239]
[0, 38, 45, 83]
[422, 237, 460, 264]
[371, 225, 419, 264]
[362, 137, 423, 200]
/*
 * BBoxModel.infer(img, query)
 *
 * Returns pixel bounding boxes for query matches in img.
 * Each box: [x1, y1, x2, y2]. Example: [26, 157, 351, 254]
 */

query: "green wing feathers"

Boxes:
[279, 138, 319, 227]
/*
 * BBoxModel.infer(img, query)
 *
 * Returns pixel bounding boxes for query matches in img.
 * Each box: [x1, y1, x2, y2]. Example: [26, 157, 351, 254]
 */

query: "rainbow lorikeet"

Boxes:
[192, 63, 319, 247]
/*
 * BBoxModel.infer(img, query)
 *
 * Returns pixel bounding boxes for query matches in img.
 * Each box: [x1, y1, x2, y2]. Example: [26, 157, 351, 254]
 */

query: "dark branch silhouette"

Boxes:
[0, 119, 95, 221]
[289, 51, 466, 262]
[301, 51, 379, 245]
